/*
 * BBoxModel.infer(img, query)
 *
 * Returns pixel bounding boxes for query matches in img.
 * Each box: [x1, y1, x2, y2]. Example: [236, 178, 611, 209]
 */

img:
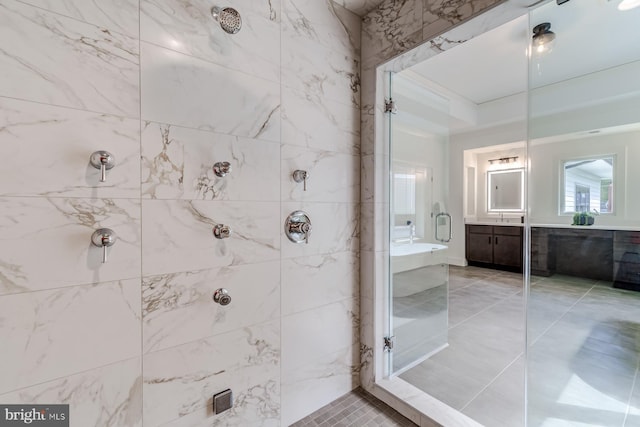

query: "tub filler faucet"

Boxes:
[407, 221, 416, 244]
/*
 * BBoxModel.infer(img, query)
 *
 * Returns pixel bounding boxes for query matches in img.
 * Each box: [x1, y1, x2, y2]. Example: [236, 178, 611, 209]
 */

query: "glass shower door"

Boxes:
[387, 71, 451, 375]
[526, 1, 640, 426]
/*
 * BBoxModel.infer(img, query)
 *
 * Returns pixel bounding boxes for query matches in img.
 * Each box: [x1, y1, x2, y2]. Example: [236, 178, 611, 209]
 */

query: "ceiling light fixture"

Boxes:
[532, 22, 556, 55]
[618, 0, 640, 10]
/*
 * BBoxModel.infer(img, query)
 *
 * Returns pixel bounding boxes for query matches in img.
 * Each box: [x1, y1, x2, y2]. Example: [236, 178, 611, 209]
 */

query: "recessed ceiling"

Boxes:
[332, 0, 385, 16]
[407, 0, 640, 105]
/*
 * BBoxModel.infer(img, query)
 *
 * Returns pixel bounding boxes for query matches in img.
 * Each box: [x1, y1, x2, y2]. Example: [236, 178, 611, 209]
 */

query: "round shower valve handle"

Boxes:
[213, 288, 232, 306]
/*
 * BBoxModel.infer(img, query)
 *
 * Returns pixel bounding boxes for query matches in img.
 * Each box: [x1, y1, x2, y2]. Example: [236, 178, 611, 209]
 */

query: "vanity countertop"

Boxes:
[465, 221, 524, 227]
[530, 223, 640, 232]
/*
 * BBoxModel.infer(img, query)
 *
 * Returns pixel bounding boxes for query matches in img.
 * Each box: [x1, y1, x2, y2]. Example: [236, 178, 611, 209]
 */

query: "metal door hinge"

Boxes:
[383, 336, 395, 352]
[384, 98, 397, 114]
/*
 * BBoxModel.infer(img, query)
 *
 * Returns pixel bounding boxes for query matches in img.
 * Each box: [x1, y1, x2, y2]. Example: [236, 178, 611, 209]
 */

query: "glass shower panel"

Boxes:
[387, 71, 450, 375]
[527, 1, 640, 426]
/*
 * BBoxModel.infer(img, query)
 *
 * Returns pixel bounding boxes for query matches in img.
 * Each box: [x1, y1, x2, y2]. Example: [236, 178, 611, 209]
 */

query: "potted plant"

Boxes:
[572, 211, 595, 226]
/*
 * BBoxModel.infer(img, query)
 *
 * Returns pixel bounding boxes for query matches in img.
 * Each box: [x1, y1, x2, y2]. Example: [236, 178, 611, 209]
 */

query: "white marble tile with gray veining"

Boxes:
[281, 144, 359, 203]
[281, 251, 358, 316]
[360, 201, 389, 252]
[0, 0, 139, 117]
[334, 0, 385, 17]
[143, 320, 280, 426]
[361, 0, 424, 62]
[142, 200, 280, 276]
[141, 0, 280, 84]
[281, 1, 361, 109]
[281, 343, 360, 426]
[0, 357, 142, 427]
[283, 0, 361, 50]
[281, 202, 359, 259]
[0, 97, 140, 198]
[16, 0, 140, 38]
[422, 0, 504, 43]
[0, 198, 141, 295]
[281, 298, 359, 372]
[142, 261, 280, 353]
[0, 278, 141, 395]
[141, 42, 280, 142]
[141, 121, 280, 201]
[281, 86, 360, 155]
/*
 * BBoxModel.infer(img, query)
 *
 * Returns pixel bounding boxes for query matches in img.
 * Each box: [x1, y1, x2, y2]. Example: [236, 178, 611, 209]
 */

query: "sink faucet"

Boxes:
[407, 220, 415, 244]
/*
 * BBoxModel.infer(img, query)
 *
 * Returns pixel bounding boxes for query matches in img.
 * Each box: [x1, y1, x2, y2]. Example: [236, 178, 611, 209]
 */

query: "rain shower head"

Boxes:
[211, 6, 242, 34]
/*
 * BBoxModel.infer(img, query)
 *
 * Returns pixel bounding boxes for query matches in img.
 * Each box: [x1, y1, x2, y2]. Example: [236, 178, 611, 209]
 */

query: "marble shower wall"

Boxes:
[0, 0, 360, 425]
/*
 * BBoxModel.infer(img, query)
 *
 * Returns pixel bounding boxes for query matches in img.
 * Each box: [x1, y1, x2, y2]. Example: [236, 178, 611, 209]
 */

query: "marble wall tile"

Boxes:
[140, 0, 280, 83]
[334, 0, 385, 17]
[143, 320, 280, 427]
[360, 201, 388, 253]
[16, 0, 140, 38]
[0, 198, 141, 295]
[141, 122, 280, 201]
[281, 298, 359, 372]
[0, 0, 139, 117]
[0, 357, 142, 427]
[283, 0, 361, 49]
[281, 144, 359, 203]
[361, 0, 424, 62]
[422, 0, 505, 43]
[0, 278, 141, 395]
[281, 251, 359, 316]
[281, 343, 360, 425]
[0, 98, 140, 198]
[142, 261, 280, 353]
[140, 42, 280, 142]
[281, 0, 361, 109]
[142, 200, 280, 276]
[281, 202, 359, 259]
[281, 86, 360, 155]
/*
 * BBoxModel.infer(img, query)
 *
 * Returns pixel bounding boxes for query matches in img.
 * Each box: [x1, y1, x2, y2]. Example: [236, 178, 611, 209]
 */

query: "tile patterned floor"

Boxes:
[397, 266, 640, 427]
[291, 387, 418, 427]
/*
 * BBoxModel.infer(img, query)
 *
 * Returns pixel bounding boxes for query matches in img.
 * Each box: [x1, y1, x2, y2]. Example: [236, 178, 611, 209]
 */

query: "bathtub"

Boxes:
[391, 243, 448, 297]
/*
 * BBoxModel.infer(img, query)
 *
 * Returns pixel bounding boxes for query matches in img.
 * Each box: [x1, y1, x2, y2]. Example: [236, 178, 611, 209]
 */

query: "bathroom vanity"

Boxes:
[531, 226, 640, 291]
[465, 224, 523, 272]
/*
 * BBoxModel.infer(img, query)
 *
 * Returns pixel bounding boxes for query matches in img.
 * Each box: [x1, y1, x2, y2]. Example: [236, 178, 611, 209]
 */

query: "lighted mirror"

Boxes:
[561, 156, 614, 214]
[488, 168, 524, 211]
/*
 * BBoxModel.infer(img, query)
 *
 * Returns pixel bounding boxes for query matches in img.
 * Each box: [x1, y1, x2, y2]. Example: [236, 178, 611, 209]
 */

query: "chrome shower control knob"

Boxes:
[213, 288, 232, 306]
[292, 170, 309, 191]
[213, 224, 231, 239]
[89, 151, 115, 183]
[91, 228, 117, 263]
[285, 210, 312, 244]
[213, 161, 232, 177]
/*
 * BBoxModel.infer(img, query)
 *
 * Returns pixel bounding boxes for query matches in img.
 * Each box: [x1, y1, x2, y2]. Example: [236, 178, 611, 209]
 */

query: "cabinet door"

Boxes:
[467, 231, 494, 264]
[493, 234, 522, 267]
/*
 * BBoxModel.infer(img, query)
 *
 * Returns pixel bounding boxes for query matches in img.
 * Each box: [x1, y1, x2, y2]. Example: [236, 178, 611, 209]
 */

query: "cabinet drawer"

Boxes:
[467, 225, 492, 234]
[494, 226, 522, 236]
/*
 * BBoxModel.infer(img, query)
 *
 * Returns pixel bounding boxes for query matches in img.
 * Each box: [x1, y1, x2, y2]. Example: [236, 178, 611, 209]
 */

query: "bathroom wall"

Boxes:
[0, 0, 360, 425]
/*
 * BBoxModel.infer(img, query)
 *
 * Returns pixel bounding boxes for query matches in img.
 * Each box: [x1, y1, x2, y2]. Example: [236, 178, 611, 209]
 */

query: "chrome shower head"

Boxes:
[211, 6, 242, 34]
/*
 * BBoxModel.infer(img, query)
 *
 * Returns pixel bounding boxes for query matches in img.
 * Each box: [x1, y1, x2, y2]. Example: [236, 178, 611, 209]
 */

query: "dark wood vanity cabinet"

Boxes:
[465, 225, 523, 271]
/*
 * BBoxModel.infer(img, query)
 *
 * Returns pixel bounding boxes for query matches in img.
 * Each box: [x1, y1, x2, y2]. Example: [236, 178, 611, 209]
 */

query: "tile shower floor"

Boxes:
[292, 387, 417, 426]
[398, 266, 640, 427]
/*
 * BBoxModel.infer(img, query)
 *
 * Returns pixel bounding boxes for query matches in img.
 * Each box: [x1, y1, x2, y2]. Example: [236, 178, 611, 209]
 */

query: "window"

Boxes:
[562, 156, 614, 214]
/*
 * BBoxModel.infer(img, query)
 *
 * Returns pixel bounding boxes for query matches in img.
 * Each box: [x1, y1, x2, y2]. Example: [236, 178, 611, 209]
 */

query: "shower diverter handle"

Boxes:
[285, 211, 312, 244]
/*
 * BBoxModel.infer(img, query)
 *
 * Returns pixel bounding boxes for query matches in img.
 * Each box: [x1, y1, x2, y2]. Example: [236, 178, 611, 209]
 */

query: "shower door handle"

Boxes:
[435, 212, 452, 243]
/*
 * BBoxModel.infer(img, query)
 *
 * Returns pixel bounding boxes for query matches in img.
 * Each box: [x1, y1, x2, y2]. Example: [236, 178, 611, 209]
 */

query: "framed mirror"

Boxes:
[488, 168, 524, 211]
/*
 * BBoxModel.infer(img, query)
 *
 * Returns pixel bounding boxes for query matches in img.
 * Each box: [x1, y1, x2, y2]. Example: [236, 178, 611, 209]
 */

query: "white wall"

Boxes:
[529, 130, 640, 227]
[0, 1, 361, 425]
